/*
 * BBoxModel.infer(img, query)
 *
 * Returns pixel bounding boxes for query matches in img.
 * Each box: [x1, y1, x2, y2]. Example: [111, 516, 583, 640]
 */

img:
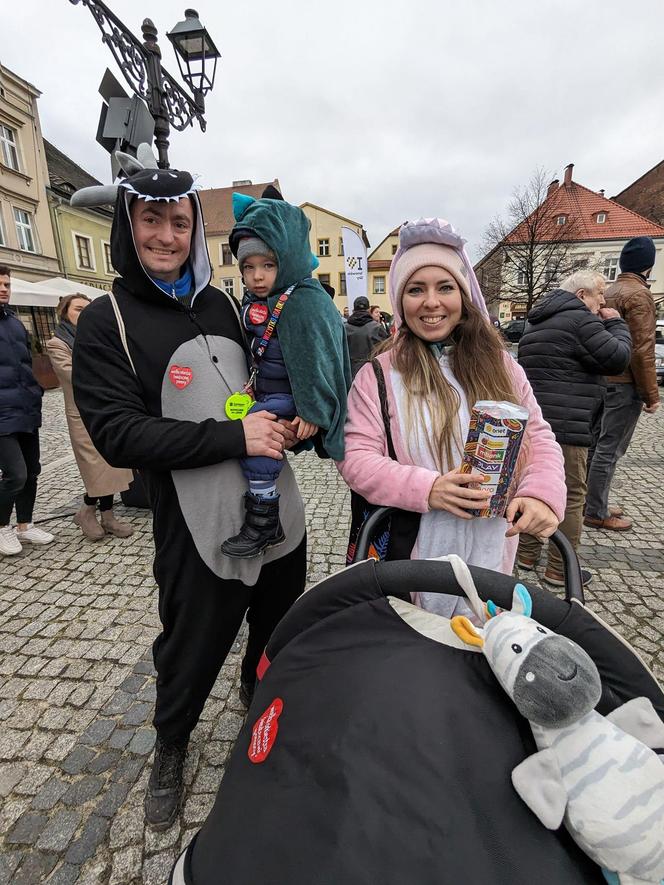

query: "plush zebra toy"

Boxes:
[451, 584, 664, 885]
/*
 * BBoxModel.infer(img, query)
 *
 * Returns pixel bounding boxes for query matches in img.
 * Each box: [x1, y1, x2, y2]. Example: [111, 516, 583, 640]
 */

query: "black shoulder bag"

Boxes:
[345, 359, 421, 564]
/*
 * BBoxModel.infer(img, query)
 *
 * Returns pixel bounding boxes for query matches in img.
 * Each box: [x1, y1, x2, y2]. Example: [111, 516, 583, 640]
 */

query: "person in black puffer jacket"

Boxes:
[517, 269, 631, 587]
[345, 295, 389, 377]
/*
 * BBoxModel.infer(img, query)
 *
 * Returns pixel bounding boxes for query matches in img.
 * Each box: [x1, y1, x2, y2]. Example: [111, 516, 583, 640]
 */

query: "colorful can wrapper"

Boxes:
[460, 401, 529, 518]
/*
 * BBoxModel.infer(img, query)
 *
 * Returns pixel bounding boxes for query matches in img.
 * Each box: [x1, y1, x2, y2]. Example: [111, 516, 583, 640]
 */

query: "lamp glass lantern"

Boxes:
[167, 8, 220, 97]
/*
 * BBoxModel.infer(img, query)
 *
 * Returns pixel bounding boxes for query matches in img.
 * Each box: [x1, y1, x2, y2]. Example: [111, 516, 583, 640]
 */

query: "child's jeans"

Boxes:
[240, 393, 296, 482]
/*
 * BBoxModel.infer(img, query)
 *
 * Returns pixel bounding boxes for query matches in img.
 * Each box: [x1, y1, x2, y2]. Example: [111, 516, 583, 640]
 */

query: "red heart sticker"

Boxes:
[248, 302, 270, 326]
[248, 698, 283, 764]
[169, 365, 193, 389]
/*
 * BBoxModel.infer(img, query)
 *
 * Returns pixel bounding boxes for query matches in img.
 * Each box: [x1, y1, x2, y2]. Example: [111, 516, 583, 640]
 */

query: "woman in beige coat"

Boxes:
[46, 294, 133, 540]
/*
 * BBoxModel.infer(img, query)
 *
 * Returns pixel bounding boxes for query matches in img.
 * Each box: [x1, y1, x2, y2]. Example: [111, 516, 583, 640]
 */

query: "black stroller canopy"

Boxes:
[171, 559, 663, 885]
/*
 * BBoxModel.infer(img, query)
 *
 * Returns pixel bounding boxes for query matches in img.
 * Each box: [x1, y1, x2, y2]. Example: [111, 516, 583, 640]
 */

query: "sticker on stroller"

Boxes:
[248, 698, 283, 764]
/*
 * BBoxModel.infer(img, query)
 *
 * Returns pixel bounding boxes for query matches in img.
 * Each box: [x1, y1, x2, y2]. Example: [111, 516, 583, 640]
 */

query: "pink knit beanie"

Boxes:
[392, 243, 472, 306]
[388, 218, 489, 327]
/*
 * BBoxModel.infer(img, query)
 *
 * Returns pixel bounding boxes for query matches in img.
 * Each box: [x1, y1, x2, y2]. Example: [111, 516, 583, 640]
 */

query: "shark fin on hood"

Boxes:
[232, 193, 257, 220]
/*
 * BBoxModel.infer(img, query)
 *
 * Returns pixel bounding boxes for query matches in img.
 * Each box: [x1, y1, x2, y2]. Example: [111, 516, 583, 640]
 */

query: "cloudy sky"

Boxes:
[3, 0, 664, 258]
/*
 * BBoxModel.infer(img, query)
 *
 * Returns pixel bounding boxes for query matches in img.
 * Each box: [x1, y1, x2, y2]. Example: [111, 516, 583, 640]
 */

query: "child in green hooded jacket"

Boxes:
[221, 187, 351, 559]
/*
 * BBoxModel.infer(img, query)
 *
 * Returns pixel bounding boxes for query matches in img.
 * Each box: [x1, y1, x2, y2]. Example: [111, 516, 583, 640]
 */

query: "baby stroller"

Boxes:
[170, 508, 664, 885]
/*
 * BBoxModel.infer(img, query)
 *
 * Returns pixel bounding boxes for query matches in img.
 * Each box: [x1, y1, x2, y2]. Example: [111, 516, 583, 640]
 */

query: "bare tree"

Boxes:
[480, 168, 588, 314]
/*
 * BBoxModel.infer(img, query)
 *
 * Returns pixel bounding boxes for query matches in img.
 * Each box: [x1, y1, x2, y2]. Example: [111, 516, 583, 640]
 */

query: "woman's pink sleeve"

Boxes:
[336, 364, 439, 513]
[509, 358, 567, 521]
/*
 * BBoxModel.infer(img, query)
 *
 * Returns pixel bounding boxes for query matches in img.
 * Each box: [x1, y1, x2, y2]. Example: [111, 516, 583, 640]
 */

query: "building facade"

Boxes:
[0, 63, 59, 281]
[367, 227, 399, 314]
[475, 164, 664, 318]
[45, 140, 114, 292]
[614, 160, 664, 229]
[300, 203, 369, 311]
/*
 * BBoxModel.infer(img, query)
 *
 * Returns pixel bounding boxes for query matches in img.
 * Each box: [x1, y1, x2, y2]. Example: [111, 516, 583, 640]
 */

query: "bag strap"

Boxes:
[108, 292, 137, 377]
[370, 358, 398, 461]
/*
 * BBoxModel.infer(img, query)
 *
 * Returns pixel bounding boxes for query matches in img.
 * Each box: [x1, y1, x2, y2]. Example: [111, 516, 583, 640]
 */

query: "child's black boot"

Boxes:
[221, 492, 285, 558]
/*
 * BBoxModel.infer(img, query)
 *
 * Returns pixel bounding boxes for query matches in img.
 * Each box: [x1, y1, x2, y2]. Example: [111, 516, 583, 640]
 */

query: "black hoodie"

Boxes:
[72, 187, 306, 586]
[518, 289, 632, 446]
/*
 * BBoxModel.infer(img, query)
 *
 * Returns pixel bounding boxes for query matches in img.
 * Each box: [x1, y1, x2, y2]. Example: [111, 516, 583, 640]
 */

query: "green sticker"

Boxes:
[225, 392, 255, 420]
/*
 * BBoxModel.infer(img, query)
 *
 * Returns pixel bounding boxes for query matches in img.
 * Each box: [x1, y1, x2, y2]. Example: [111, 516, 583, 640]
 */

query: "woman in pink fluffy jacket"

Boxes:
[337, 218, 566, 615]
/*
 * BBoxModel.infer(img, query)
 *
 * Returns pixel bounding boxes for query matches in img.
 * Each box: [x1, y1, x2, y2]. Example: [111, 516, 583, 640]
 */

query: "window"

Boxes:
[318, 273, 331, 286]
[339, 272, 347, 297]
[556, 215, 567, 225]
[317, 238, 330, 257]
[222, 278, 234, 297]
[339, 238, 344, 256]
[13, 208, 36, 253]
[0, 210, 5, 247]
[103, 242, 114, 274]
[74, 234, 94, 270]
[392, 244, 398, 255]
[373, 275, 386, 295]
[220, 243, 233, 265]
[602, 257, 619, 282]
[0, 125, 19, 171]
[596, 212, 606, 224]
[517, 270, 527, 286]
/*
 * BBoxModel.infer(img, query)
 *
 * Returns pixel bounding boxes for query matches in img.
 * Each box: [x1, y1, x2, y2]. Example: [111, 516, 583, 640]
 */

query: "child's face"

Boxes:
[242, 256, 278, 297]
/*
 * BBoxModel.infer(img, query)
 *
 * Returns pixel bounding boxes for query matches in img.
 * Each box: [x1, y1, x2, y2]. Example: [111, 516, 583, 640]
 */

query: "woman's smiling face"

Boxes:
[401, 266, 464, 341]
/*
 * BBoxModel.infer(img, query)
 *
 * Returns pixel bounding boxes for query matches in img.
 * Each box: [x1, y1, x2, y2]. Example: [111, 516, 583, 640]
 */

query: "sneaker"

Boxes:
[0, 526, 22, 556]
[543, 568, 593, 588]
[144, 736, 187, 830]
[517, 556, 538, 572]
[16, 524, 54, 545]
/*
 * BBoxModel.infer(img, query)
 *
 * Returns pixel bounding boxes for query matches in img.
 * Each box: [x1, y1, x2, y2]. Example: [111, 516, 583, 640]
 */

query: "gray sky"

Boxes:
[3, 0, 664, 258]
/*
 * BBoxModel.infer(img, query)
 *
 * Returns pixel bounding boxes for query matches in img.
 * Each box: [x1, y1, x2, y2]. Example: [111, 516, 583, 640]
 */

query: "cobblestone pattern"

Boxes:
[0, 389, 661, 883]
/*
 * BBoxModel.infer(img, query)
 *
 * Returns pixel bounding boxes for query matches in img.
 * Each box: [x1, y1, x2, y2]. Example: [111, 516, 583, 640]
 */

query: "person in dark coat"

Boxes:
[345, 295, 389, 377]
[0, 265, 55, 556]
[517, 269, 631, 587]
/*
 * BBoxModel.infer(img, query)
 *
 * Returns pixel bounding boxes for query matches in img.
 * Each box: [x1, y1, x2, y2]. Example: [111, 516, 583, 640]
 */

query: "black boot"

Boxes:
[144, 735, 188, 830]
[221, 492, 285, 558]
[239, 678, 255, 709]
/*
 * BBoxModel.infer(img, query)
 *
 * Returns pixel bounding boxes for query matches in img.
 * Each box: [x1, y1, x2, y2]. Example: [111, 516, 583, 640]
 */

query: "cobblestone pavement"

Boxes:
[1, 389, 662, 884]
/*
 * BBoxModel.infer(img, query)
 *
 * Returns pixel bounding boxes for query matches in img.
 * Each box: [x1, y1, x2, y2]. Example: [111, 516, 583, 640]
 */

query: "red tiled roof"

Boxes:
[507, 179, 664, 244]
[198, 180, 281, 236]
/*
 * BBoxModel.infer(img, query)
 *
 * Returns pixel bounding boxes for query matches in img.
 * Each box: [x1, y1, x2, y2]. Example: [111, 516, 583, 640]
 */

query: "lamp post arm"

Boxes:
[69, 0, 207, 157]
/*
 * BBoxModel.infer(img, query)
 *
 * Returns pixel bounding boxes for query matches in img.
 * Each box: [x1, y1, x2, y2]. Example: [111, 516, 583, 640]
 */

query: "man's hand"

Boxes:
[291, 417, 319, 440]
[242, 411, 287, 459]
[427, 468, 492, 519]
[598, 307, 621, 320]
[505, 497, 559, 539]
[643, 401, 660, 414]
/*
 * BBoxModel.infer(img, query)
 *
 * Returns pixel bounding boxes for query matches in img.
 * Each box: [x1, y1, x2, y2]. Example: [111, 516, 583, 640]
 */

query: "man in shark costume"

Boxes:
[71, 147, 307, 830]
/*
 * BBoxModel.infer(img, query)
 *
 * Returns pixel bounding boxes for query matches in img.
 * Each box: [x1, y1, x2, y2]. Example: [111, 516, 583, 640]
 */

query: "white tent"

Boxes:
[40, 277, 109, 300]
[8, 277, 65, 308]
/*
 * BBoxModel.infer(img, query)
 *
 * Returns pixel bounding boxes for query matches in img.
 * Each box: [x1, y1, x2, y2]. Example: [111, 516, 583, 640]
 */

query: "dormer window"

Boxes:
[596, 212, 606, 224]
[556, 215, 567, 225]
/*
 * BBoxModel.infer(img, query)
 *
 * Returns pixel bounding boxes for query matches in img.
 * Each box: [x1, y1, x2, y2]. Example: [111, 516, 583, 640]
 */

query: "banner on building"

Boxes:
[341, 225, 367, 307]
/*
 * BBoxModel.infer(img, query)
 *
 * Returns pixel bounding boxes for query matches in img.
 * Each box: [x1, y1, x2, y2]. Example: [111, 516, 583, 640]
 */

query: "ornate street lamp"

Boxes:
[69, 0, 221, 169]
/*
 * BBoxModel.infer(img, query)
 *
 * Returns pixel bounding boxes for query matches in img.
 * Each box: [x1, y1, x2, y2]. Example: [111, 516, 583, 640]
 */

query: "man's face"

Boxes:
[0, 275, 10, 304]
[130, 197, 194, 283]
[578, 281, 606, 315]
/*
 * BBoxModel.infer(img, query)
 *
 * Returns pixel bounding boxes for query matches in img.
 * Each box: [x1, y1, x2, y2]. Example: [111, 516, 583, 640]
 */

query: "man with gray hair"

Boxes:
[517, 269, 631, 586]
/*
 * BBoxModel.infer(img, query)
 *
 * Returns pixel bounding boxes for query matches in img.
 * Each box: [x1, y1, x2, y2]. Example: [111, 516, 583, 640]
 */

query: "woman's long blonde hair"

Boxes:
[379, 293, 520, 472]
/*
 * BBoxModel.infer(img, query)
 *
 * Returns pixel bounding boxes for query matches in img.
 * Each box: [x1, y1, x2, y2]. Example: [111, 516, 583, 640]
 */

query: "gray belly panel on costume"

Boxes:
[161, 334, 305, 586]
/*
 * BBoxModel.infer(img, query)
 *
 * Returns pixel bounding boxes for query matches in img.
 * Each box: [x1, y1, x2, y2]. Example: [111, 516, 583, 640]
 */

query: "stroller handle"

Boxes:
[353, 506, 585, 605]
